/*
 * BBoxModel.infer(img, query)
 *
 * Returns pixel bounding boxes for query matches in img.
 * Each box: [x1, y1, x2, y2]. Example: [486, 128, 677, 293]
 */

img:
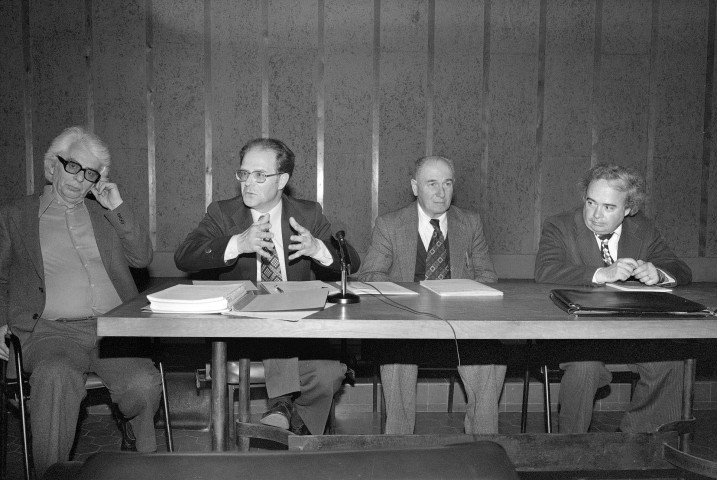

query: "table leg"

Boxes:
[237, 358, 250, 451]
[679, 358, 695, 451]
[211, 340, 227, 451]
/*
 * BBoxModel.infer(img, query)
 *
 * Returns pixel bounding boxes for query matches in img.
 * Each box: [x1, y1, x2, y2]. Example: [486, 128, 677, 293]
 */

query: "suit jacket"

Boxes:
[357, 201, 497, 283]
[534, 206, 691, 286]
[0, 194, 153, 345]
[174, 194, 360, 280]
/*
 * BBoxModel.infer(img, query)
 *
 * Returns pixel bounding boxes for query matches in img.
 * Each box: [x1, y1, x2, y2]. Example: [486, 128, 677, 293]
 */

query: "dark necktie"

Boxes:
[261, 241, 283, 282]
[425, 219, 450, 280]
[597, 233, 614, 266]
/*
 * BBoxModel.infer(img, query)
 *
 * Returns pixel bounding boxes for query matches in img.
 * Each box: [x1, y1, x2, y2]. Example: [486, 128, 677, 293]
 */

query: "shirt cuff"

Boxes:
[312, 240, 333, 266]
[591, 268, 603, 285]
[656, 268, 676, 286]
[224, 236, 240, 263]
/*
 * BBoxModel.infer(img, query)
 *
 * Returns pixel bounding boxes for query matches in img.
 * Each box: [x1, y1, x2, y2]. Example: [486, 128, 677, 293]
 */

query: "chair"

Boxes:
[1, 331, 173, 480]
[520, 341, 639, 433]
[197, 360, 345, 451]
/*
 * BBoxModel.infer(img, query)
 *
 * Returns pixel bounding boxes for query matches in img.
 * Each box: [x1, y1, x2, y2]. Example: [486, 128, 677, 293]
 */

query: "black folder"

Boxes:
[549, 289, 714, 316]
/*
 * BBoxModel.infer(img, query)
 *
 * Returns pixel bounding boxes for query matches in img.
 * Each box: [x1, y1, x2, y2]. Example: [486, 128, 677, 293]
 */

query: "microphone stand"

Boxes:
[327, 234, 360, 304]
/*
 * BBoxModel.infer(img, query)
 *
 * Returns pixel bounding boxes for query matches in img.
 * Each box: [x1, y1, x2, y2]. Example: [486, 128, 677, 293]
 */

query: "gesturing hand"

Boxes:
[233, 214, 276, 261]
[92, 180, 123, 210]
[288, 217, 322, 260]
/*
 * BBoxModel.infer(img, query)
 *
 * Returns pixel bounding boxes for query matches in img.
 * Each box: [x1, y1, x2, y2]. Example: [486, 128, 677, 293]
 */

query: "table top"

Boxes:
[97, 280, 717, 340]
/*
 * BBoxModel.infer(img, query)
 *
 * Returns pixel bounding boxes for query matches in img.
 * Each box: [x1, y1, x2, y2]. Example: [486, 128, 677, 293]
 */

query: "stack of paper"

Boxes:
[345, 282, 418, 295]
[146, 284, 248, 313]
[420, 279, 503, 297]
[605, 281, 672, 292]
[259, 280, 339, 295]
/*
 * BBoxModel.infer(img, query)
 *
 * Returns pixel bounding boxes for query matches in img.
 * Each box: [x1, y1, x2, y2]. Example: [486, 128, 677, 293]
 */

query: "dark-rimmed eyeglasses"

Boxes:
[235, 170, 283, 183]
[56, 155, 101, 184]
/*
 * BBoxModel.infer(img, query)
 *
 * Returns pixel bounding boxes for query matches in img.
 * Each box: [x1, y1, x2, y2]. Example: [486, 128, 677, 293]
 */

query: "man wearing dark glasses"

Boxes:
[0, 126, 161, 477]
[175, 137, 360, 437]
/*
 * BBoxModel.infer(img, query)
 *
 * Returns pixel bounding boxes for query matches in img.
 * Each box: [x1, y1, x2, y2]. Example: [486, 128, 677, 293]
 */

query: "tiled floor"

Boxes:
[4, 400, 717, 479]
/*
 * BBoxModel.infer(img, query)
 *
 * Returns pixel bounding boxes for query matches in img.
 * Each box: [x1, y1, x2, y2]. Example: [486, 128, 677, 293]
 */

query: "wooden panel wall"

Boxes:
[1, 0, 716, 278]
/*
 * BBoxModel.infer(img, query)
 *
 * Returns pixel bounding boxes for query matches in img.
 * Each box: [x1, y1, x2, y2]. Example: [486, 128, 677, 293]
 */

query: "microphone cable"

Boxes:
[357, 282, 461, 367]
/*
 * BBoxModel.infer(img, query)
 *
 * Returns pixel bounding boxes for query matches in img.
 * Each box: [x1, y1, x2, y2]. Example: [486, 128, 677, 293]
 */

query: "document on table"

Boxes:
[145, 283, 248, 313]
[420, 279, 503, 297]
[259, 280, 339, 295]
[345, 282, 419, 295]
[192, 279, 259, 291]
[605, 281, 672, 293]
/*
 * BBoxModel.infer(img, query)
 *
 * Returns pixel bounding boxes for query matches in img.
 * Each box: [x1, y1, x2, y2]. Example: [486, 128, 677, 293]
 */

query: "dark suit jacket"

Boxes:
[357, 201, 497, 283]
[534, 206, 691, 286]
[174, 194, 360, 281]
[0, 194, 153, 345]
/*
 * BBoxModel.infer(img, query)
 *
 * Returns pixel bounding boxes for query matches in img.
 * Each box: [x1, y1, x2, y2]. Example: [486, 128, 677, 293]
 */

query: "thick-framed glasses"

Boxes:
[235, 169, 283, 183]
[56, 155, 101, 184]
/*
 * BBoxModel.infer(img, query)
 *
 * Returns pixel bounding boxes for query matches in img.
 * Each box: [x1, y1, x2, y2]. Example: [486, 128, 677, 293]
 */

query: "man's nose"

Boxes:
[435, 186, 445, 197]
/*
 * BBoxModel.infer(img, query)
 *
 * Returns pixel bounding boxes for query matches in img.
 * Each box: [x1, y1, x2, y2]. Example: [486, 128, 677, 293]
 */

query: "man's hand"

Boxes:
[232, 215, 275, 261]
[0, 324, 9, 362]
[632, 259, 661, 285]
[594, 257, 638, 284]
[92, 180, 124, 210]
[288, 217, 322, 260]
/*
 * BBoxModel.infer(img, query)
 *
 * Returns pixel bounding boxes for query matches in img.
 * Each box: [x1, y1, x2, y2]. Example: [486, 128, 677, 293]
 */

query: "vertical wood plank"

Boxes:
[316, 0, 325, 206]
[0, 0, 27, 201]
[268, 0, 318, 202]
[378, 0, 428, 216]
[434, 0, 484, 213]
[700, 0, 715, 257]
[204, 0, 213, 209]
[211, 0, 262, 202]
[372, 0, 381, 224]
[147, 0, 157, 249]
[324, 0, 373, 252]
[93, 0, 149, 231]
[153, 0, 205, 252]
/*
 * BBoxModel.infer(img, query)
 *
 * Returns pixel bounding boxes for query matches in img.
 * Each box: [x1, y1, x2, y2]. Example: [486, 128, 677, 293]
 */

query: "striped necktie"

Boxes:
[425, 219, 450, 280]
[597, 233, 614, 266]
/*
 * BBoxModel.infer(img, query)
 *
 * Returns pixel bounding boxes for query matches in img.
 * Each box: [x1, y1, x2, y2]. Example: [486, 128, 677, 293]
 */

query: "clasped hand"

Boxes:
[596, 258, 660, 285]
[233, 215, 321, 261]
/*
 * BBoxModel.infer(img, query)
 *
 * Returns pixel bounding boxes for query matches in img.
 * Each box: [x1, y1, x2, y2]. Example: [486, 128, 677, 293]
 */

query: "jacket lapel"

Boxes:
[574, 208, 604, 267]
[19, 196, 44, 279]
[447, 208, 469, 278]
[397, 204, 419, 280]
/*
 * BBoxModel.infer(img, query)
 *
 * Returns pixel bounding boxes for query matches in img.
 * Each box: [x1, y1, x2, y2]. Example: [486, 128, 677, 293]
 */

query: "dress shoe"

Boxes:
[289, 411, 311, 436]
[119, 418, 137, 452]
[260, 400, 292, 430]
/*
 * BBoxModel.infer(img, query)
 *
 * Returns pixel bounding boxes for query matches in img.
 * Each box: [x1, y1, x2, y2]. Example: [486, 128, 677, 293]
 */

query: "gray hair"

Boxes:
[43, 126, 111, 182]
[412, 155, 455, 179]
[579, 163, 645, 215]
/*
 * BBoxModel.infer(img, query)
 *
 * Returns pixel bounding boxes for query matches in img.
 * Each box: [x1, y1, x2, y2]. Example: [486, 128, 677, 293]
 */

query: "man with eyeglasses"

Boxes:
[175, 137, 360, 436]
[0, 126, 161, 477]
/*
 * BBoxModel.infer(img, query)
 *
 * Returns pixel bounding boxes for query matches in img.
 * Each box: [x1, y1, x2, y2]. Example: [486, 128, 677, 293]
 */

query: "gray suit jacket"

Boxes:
[0, 194, 152, 345]
[357, 201, 497, 283]
[534, 207, 691, 286]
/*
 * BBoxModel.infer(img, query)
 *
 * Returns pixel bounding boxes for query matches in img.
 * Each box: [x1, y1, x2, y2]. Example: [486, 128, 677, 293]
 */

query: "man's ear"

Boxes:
[411, 178, 418, 197]
[278, 172, 290, 190]
[624, 207, 631, 217]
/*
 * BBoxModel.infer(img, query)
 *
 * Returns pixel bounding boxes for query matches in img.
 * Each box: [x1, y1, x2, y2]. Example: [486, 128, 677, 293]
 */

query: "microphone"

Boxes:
[334, 230, 351, 270]
[327, 228, 359, 304]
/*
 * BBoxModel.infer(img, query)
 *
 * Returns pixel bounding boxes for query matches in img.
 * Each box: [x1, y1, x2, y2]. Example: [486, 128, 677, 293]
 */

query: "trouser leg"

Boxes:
[92, 356, 162, 452]
[292, 360, 345, 435]
[458, 364, 507, 434]
[558, 361, 611, 433]
[619, 360, 683, 433]
[380, 363, 418, 434]
[23, 322, 92, 478]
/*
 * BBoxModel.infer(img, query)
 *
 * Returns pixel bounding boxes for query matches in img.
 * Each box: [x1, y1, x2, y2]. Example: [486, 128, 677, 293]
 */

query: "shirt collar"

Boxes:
[250, 199, 283, 223]
[593, 223, 623, 240]
[39, 184, 86, 217]
[417, 203, 448, 232]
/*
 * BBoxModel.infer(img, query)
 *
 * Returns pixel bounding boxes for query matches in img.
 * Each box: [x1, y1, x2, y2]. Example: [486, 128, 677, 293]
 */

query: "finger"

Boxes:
[289, 217, 308, 234]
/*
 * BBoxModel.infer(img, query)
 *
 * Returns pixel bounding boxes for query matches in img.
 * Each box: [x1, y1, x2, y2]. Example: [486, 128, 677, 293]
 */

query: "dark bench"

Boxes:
[42, 441, 518, 480]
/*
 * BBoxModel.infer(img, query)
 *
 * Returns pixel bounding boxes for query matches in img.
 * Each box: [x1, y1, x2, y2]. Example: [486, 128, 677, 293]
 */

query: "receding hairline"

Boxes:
[413, 155, 455, 179]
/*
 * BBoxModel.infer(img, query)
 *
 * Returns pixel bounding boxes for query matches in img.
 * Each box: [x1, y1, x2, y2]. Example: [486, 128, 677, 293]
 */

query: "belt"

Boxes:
[54, 316, 97, 323]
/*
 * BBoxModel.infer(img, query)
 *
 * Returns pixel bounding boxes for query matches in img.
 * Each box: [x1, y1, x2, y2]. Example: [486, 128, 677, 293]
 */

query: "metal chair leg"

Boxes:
[158, 362, 173, 452]
[10, 334, 32, 480]
[542, 365, 552, 434]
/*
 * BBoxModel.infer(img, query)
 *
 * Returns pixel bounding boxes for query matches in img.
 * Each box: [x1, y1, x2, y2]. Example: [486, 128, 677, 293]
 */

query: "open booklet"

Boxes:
[259, 280, 339, 295]
[420, 279, 503, 297]
[605, 281, 672, 293]
[146, 283, 248, 313]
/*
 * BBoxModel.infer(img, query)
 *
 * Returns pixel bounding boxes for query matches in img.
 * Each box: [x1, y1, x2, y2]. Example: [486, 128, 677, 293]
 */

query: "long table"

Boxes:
[97, 280, 717, 453]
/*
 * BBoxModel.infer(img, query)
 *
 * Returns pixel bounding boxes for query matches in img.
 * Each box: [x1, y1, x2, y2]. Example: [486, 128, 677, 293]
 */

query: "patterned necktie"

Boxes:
[261, 241, 283, 282]
[425, 219, 450, 280]
[597, 233, 614, 266]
